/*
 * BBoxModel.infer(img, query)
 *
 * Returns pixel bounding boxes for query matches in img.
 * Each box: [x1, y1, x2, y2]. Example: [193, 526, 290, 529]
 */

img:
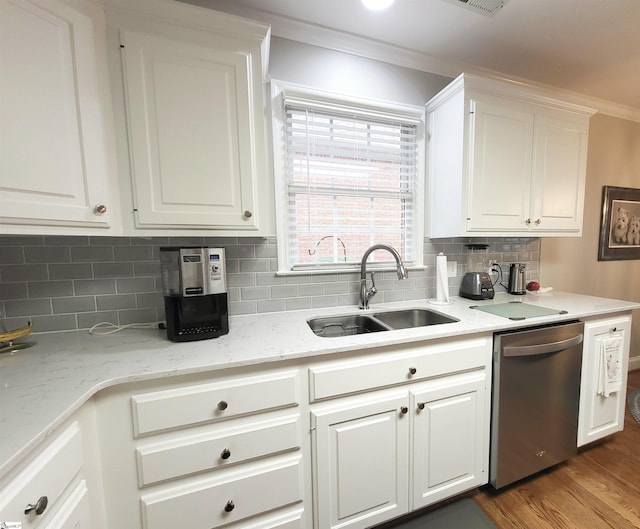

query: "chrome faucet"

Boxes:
[359, 244, 408, 309]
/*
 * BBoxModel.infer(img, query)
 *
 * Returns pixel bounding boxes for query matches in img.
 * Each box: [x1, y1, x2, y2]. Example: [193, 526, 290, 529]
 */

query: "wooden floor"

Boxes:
[474, 370, 640, 529]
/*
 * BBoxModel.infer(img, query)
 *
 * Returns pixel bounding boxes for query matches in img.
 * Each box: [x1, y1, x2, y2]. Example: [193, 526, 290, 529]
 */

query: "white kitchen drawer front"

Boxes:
[41, 480, 90, 529]
[233, 507, 305, 529]
[309, 337, 490, 401]
[140, 455, 304, 529]
[0, 422, 83, 526]
[135, 414, 301, 487]
[131, 370, 300, 436]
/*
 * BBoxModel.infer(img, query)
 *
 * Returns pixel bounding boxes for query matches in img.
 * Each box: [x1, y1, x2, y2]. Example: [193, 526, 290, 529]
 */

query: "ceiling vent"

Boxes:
[442, 0, 508, 16]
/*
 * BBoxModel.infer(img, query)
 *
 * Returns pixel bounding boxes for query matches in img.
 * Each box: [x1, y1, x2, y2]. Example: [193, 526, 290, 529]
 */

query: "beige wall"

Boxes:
[541, 113, 640, 364]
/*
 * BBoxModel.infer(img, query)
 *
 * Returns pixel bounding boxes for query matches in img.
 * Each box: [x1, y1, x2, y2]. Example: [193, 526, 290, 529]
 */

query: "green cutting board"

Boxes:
[470, 302, 567, 320]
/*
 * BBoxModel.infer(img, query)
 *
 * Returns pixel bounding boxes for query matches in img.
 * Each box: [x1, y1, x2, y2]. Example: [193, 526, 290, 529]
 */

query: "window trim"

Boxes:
[270, 80, 426, 274]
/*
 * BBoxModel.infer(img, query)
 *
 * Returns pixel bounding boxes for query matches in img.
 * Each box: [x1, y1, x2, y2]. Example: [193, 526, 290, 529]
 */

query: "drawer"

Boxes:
[140, 455, 303, 529]
[234, 507, 305, 529]
[131, 370, 300, 437]
[309, 336, 491, 401]
[0, 422, 83, 527]
[41, 480, 90, 529]
[136, 414, 301, 487]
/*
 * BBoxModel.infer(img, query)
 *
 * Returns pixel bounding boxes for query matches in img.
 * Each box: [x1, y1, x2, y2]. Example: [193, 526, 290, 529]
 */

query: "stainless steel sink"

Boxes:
[307, 314, 390, 337]
[308, 308, 458, 337]
[372, 308, 459, 329]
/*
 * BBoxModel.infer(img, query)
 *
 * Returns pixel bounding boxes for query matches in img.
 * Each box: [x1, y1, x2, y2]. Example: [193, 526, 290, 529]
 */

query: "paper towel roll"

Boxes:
[436, 253, 449, 303]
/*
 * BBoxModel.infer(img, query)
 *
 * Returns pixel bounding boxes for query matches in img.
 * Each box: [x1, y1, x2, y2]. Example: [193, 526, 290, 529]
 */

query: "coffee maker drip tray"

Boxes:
[470, 302, 567, 320]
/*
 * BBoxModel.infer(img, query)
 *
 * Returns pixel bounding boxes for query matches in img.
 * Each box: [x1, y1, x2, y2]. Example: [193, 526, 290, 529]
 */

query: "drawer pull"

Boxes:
[24, 495, 48, 516]
[217, 400, 228, 411]
[400, 406, 408, 415]
[220, 448, 231, 460]
[224, 500, 235, 513]
[417, 402, 425, 411]
[408, 367, 417, 375]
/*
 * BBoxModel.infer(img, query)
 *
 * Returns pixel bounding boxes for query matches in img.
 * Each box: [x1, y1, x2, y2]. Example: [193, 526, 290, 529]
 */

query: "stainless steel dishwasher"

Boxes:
[490, 320, 584, 489]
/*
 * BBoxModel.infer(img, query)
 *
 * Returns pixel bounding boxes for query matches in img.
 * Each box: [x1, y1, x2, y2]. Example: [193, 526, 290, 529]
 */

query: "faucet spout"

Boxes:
[359, 244, 408, 309]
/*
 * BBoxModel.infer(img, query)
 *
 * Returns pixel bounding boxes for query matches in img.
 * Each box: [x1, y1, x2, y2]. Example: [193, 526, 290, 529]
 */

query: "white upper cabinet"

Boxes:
[106, 0, 271, 235]
[426, 73, 595, 238]
[0, 0, 118, 234]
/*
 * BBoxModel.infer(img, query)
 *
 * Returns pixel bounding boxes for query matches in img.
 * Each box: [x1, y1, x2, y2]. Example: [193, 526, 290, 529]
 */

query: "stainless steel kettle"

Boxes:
[508, 263, 526, 295]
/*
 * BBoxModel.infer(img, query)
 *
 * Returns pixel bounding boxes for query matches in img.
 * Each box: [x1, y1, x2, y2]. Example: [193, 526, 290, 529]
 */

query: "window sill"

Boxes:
[275, 265, 428, 277]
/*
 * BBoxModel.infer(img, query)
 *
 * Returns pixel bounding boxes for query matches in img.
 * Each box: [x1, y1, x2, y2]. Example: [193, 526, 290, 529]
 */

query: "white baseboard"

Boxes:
[629, 356, 640, 372]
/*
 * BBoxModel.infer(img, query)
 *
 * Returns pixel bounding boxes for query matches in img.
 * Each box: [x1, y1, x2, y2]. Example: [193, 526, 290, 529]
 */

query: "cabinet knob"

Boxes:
[224, 500, 235, 513]
[525, 218, 532, 225]
[243, 210, 253, 219]
[400, 406, 409, 415]
[217, 400, 228, 411]
[24, 496, 48, 516]
[535, 218, 541, 225]
[220, 448, 231, 460]
[417, 402, 425, 411]
[94, 204, 107, 215]
[408, 367, 417, 375]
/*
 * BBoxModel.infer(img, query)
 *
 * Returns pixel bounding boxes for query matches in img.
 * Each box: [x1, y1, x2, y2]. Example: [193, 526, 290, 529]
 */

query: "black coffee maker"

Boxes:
[160, 247, 229, 342]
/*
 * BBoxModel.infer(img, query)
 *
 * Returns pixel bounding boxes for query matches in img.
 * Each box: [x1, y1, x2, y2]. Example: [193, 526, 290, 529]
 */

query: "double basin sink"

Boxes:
[308, 308, 459, 338]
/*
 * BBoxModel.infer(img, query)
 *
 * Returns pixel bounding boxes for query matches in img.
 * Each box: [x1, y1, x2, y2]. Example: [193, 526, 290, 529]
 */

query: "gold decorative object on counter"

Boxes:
[0, 321, 33, 354]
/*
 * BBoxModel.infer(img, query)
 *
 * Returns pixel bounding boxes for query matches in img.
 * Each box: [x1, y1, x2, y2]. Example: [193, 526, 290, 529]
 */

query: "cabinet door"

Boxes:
[531, 113, 588, 233]
[120, 29, 260, 230]
[578, 315, 631, 447]
[0, 0, 114, 231]
[467, 98, 533, 232]
[311, 391, 409, 529]
[412, 372, 487, 509]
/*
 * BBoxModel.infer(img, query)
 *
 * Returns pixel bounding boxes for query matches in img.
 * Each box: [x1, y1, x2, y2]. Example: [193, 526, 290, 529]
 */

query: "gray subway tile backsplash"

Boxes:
[0, 235, 541, 333]
[29, 281, 74, 299]
[24, 246, 71, 263]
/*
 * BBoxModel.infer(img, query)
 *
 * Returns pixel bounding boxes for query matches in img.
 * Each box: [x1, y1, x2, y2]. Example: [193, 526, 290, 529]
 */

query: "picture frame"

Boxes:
[598, 185, 640, 261]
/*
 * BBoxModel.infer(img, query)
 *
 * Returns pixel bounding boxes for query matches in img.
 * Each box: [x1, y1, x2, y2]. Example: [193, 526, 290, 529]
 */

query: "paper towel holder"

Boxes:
[429, 252, 453, 305]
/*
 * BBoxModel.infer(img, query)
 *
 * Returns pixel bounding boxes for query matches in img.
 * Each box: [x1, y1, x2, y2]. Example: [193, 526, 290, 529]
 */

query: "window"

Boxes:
[272, 82, 425, 273]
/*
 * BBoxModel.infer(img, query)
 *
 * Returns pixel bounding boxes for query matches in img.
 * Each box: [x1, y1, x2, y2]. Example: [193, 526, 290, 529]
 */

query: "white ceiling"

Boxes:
[183, 0, 640, 114]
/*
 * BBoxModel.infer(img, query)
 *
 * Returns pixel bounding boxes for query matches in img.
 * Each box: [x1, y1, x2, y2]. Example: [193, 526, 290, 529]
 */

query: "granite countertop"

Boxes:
[1, 290, 638, 479]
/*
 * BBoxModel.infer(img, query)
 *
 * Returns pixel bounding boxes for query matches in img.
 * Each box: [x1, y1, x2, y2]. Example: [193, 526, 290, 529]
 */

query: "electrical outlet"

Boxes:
[447, 260, 457, 277]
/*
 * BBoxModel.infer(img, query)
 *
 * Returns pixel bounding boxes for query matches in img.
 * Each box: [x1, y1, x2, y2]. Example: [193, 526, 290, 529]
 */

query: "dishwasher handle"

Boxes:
[503, 333, 583, 357]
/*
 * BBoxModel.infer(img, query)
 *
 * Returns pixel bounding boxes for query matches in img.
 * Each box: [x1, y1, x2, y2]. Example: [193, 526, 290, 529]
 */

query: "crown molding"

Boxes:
[188, 2, 640, 123]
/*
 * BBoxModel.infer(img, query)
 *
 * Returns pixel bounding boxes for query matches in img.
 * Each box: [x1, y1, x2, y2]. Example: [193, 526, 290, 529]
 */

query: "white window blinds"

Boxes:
[284, 97, 420, 270]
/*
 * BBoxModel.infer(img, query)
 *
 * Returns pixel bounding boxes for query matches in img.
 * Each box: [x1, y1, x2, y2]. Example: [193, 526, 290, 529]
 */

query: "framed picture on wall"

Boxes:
[598, 186, 640, 261]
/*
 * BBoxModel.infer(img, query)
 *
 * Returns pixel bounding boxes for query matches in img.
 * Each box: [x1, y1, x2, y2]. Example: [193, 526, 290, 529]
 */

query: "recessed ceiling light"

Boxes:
[362, 0, 395, 11]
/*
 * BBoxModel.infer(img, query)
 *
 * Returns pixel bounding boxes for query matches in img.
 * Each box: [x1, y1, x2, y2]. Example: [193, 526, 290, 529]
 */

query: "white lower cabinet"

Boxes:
[312, 391, 410, 529]
[411, 372, 486, 508]
[578, 314, 632, 447]
[0, 404, 106, 529]
[310, 336, 492, 529]
[95, 368, 306, 529]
